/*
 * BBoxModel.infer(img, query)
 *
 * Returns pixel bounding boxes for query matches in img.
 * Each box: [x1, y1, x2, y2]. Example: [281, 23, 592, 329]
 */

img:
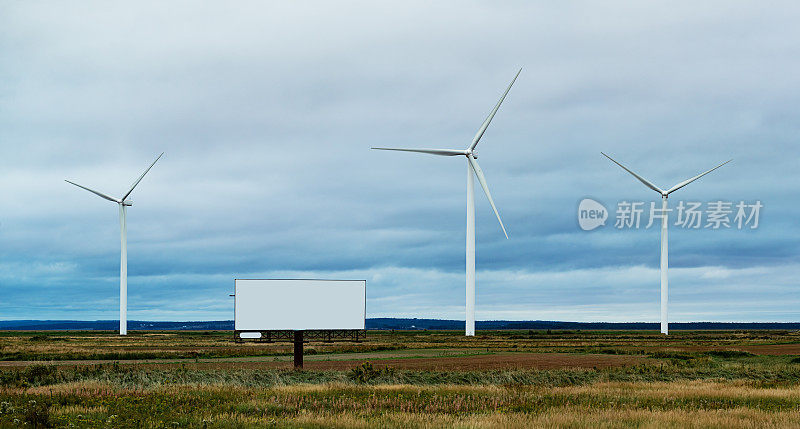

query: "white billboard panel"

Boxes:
[234, 279, 366, 331]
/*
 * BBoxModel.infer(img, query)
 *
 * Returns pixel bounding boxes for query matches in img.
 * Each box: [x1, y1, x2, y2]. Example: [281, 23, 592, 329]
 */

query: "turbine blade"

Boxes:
[665, 159, 732, 195]
[467, 155, 508, 239]
[65, 180, 120, 203]
[468, 68, 521, 151]
[122, 152, 163, 201]
[371, 147, 465, 156]
[601, 152, 663, 194]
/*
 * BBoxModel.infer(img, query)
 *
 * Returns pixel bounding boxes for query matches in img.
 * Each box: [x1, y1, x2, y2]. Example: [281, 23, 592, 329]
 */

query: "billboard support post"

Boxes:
[293, 331, 304, 369]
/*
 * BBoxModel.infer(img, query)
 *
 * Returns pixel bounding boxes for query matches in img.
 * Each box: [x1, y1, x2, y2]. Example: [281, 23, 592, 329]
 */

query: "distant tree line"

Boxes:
[1, 319, 798, 331]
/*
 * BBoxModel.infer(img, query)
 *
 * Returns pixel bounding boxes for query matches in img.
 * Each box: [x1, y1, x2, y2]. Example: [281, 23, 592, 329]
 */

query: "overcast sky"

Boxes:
[1, 1, 798, 322]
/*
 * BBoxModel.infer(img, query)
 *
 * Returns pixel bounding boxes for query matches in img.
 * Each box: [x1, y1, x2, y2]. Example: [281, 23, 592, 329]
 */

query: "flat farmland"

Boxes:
[1, 329, 800, 427]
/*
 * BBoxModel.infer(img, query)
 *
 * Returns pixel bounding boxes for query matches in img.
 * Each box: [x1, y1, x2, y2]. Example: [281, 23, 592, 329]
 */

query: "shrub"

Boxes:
[23, 400, 51, 428]
[650, 351, 694, 360]
[23, 364, 59, 386]
[348, 362, 395, 383]
[705, 350, 756, 358]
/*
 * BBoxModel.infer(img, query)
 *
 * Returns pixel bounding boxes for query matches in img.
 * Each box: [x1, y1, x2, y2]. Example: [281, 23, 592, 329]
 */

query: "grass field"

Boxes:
[1, 329, 800, 427]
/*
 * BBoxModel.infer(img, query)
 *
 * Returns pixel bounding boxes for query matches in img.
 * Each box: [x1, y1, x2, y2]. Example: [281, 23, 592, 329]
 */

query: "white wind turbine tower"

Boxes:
[373, 69, 520, 336]
[601, 152, 731, 335]
[66, 153, 164, 336]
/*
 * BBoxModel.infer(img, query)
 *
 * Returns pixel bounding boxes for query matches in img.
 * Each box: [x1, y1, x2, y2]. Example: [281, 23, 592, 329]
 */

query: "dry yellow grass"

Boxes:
[549, 380, 800, 401]
[22, 380, 131, 397]
[3, 330, 800, 427]
[175, 381, 800, 428]
[206, 407, 800, 428]
[49, 404, 108, 416]
[3, 374, 800, 427]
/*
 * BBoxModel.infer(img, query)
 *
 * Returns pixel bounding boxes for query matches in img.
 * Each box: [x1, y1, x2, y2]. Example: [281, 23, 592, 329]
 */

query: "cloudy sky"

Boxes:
[1, 1, 798, 322]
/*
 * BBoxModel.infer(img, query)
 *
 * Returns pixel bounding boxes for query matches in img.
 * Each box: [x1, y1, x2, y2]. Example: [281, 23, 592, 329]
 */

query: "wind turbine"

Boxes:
[601, 152, 731, 335]
[373, 69, 520, 336]
[65, 153, 164, 336]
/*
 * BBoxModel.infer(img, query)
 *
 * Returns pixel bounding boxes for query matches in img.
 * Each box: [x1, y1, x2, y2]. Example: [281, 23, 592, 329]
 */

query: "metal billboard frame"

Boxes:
[232, 279, 367, 368]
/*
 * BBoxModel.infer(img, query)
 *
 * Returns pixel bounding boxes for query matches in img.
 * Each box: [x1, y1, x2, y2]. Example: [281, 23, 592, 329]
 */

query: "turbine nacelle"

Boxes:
[122, 200, 132, 206]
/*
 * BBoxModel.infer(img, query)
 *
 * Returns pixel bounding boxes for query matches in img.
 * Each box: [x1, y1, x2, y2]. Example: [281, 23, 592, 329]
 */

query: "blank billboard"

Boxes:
[234, 279, 366, 331]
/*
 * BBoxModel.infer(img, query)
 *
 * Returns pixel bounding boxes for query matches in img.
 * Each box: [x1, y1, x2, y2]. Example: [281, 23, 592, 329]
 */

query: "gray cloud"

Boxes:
[0, 1, 798, 322]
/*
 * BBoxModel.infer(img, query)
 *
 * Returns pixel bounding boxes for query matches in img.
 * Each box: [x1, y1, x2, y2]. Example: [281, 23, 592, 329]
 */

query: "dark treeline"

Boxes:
[368, 318, 800, 331]
[1, 319, 799, 331]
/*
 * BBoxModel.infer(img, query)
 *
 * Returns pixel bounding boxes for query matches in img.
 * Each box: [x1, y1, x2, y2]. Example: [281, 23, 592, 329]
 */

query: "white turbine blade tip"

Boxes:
[468, 69, 521, 151]
[122, 152, 163, 201]
[467, 156, 508, 238]
[371, 148, 465, 156]
[665, 158, 732, 195]
[65, 180, 120, 203]
[601, 152, 663, 194]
